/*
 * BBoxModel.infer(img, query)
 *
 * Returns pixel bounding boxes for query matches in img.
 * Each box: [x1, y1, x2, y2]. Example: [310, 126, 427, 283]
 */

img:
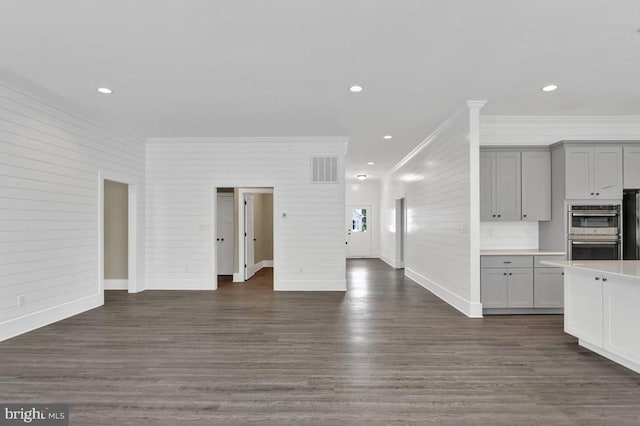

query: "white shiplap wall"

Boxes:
[380, 102, 484, 317]
[0, 80, 145, 341]
[145, 137, 347, 291]
[345, 179, 379, 258]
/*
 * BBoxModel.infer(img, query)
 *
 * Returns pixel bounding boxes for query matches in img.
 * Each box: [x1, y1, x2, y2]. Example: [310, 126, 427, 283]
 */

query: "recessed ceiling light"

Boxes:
[367, 162, 374, 165]
[349, 85, 363, 93]
[356, 174, 367, 180]
[541, 84, 558, 92]
[383, 135, 393, 140]
[97, 87, 113, 94]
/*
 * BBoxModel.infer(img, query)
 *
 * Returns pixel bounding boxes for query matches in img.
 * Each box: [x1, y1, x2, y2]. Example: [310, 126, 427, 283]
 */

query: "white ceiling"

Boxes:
[1, 1, 640, 179]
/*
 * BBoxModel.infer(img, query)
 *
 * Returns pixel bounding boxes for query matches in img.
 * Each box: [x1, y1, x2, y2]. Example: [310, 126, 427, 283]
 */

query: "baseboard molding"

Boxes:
[405, 268, 483, 318]
[0, 293, 103, 342]
[258, 260, 274, 268]
[380, 255, 401, 269]
[276, 279, 347, 291]
[104, 279, 128, 290]
[232, 273, 243, 282]
[145, 279, 215, 290]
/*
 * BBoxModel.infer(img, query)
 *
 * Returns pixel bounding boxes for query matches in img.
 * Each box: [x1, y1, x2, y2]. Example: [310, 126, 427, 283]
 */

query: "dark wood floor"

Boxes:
[1, 260, 640, 425]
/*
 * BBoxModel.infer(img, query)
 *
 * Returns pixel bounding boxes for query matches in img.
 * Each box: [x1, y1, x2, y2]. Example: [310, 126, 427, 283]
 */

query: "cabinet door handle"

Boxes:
[602, 277, 608, 282]
[590, 192, 594, 195]
[595, 276, 600, 281]
[492, 214, 496, 218]
[508, 272, 512, 276]
[503, 261, 512, 264]
[596, 193, 600, 196]
[523, 214, 527, 218]
[561, 272, 565, 276]
[503, 272, 507, 276]
[497, 214, 501, 218]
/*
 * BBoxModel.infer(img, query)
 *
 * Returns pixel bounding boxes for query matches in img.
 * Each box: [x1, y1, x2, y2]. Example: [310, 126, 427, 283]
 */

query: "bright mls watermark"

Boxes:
[0, 404, 68, 425]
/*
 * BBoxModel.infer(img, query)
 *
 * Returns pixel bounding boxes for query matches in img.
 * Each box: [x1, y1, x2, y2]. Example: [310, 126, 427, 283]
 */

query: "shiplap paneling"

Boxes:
[379, 102, 484, 317]
[345, 179, 380, 257]
[145, 137, 347, 291]
[0, 80, 145, 341]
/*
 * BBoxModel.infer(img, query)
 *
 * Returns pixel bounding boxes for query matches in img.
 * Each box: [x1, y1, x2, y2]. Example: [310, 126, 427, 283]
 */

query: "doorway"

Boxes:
[347, 205, 372, 257]
[212, 186, 275, 290]
[100, 174, 137, 294]
[395, 197, 406, 269]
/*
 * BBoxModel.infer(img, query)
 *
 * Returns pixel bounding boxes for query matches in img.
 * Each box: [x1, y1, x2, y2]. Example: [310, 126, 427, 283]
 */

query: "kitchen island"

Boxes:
[541, 260, 640, 374]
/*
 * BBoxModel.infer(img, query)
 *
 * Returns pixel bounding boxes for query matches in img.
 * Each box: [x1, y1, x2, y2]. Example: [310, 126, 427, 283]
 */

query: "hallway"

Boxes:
[1, 259, 639, 424]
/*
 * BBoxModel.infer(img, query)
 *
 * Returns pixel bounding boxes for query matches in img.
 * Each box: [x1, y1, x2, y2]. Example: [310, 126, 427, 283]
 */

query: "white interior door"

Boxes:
[347, 205, 372, 257]
[216, 193, 234, 275]
[244, 194, 256, 280]
[395, 198, 405, 268]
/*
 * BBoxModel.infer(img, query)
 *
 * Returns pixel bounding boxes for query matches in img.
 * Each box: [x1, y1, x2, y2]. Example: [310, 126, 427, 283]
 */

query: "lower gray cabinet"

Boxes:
[481, 269, 508, 308]
[534, 268, 564, 308]
[480, 267, 533, 308]
[507, 269, 534, 308]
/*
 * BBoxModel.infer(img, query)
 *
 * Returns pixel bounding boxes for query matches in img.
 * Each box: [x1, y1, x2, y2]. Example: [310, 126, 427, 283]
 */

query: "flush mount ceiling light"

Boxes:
[367, 162, 374, 165]
[541, 84, 558, 92]
[383, 135, 393, 140]
[97, 87, 113, 94]
[349, 85, 364, 93]
[356, 174, 367, 180]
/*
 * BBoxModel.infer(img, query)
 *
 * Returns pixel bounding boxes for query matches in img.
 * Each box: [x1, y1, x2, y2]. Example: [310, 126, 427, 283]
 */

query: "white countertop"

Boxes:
[480, 249, 567, 256]
[540, 260, 640, 281]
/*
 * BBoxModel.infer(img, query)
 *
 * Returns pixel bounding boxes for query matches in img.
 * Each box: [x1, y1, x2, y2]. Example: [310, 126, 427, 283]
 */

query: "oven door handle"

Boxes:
[571, 212, 618, 217]
[571, 241, 619, 245]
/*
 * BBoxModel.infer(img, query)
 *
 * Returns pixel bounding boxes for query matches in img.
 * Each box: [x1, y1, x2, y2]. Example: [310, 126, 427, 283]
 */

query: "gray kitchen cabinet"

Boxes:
[565, 147, 594, 199]
[521, 151, 551, 221]
[623, 146, 640, 189]
[593, 147, 623, 198]
[481, 268, 508, 308]
[480, 151, 495, 221]
[534, 268, 564, 308]
[480, 151, 521, 221]
[565, 146, 622, 199]
[495, 152, 522, 221]
[506, 268, 534, 308]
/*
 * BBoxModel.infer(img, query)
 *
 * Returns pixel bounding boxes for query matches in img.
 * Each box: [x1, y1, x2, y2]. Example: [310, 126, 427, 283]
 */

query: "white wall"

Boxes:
[345, 179, 379, 258]
[0, 79, 145, 342]
[145, 137, 347, 291]
[379, 102, 485, 317]
[480, 116, 640, 146]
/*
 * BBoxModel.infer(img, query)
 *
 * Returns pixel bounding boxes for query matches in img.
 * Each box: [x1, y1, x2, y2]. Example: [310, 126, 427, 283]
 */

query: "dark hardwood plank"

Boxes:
[1, 260, 639, 425]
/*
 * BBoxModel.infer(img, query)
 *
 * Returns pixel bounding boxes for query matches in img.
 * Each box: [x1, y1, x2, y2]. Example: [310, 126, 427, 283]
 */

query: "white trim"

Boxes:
[276, 280, 347, 291]
[104, 279, 129, 290]
[0, 294, 102, 342]
[145, 281, 216, 290]
[233, 273, 244, 283]
[380, 255, 401, 269]
[405, 267, 483, 318]
[468, 101, 486, 307]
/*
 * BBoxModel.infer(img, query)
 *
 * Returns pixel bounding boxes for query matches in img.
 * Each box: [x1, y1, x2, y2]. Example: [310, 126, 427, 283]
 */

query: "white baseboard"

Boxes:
[380, 255, 402, 269]
[145, 279, 215, 290]
[104, 279, 128, 290]
[405, 268, 483, 318]
[276, 279, 346, 291]
[232, 273, 243, 283]
[259, 260, 274, 268]
[0, 293, 103, 342]
[580, 339, 640, 375]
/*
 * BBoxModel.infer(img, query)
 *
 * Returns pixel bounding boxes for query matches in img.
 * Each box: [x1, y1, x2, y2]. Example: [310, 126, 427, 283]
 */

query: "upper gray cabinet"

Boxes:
[480, 151, 521, 221]
[565, 146, 622, 199]
[521, 151, 551, 221]
[623, 146, 640, 189]
[480, 149, 550, 222]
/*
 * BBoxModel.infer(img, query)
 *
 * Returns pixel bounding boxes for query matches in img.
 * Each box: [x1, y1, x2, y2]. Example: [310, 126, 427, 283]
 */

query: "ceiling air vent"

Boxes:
[311, 155, 339, 183]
